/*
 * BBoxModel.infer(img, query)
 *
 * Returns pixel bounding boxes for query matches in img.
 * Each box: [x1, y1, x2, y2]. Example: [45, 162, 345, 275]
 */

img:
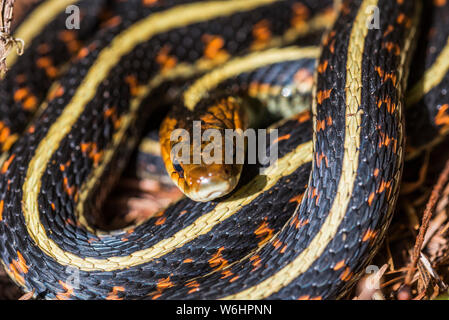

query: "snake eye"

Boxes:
[173, 162, 184, 178]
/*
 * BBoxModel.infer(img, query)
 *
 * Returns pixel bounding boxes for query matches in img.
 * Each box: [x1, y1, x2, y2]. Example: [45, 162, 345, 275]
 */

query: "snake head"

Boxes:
[160, 98, 247, 202]
[163, 133, 244, 202]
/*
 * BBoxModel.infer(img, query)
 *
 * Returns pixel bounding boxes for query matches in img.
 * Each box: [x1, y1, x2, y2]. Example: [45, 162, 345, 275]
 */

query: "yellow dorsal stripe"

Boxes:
[406, 38, 449, 106]
[183, 46, 320, 110]
[75, 46, 318, 235]
[22, 0, 294, 271]
[221, 0, 378, 300]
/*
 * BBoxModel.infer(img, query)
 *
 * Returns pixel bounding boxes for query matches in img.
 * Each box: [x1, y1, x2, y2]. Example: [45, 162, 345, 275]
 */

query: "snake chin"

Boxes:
[184, 164, 241, 202]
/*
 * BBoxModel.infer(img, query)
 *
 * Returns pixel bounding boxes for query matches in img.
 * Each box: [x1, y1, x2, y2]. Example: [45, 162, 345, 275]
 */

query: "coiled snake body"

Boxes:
[0, 0, 448, 300]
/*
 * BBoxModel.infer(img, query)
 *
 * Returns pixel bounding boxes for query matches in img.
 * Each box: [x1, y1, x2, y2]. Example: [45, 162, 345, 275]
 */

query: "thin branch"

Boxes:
[0, 0, 24, 77]
[405, 158, 449, 285]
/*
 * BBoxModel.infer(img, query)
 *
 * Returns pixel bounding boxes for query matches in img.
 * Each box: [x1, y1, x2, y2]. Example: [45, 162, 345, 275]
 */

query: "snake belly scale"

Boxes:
[0, 0, 441, 300]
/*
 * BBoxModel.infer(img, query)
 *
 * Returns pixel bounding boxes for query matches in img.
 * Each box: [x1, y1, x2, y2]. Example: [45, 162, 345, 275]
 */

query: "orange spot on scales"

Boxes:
[209, 247, 229, 270]
[14, 87, 29, 101]
[383, 24, 394, 37]
[289, 193, 304, 204]
[316, 120, 325, 131]
[317, 89, 332, 104]
[15, 74, 26, 83]
[103, 15, 122, 28]
[157, 277, 174, 290]
[48, 85, 65, 100]
[56, 281, 74, 300]
[185, 280, 200, 294]
[297, 295, 322, 300]
[362, 229, 378, 242]
[316, 152, 329, 167]
[435, 104, 449, 127]
[36, 56, 52, 68]
[77, 47, 89, 59]
[295, 111, 311, 123]
[0, 123, 18, 152]
[317, 60, 328, 74]
[272, 239, 283, 250]
[8, 263, 25, 286]
[254, 220, 274, 246]
[125, 75, 140, 96]
[14, 252, 28, 274]
[202, 35, 228, 61]
[274, 134, 291, 144]
[396, 13, 405, 24]
[377, 95, 396, 114]
[80, 142, 104, 166]
[377, 180, 392, 194]
[76, 42, 98, 60]
[378, 131, 397, 152]
[155, 216, 166, 226]
[250, 255, 262, 270]
[375, 66, 397, 85]
[106, 286, 125, 300]
[252, 19, 272, 49]
[368, 192, 375, 206]
[317, 117, 332, 132]
[103, 107, 123, 130]
[63, 177, 76, 197]
[23, 96, 38, 111]
[309, 187, 320, 205]
[383, 42, 400, 56]
[58, 30, 81, 53]
[143, 0, 159, 5]
[340, 267, 353, 282]
[1, 154, 15, 174]
[221, 269, 234, 279]
[291, 3, 310, 29]
[333, 260, 345, 271]
[156, 45, 177, 72]
[13, 87, 38, 111]
[37, 43, 51, 55]
[36, 57, 58, 79]
[290, 215, 309, 229]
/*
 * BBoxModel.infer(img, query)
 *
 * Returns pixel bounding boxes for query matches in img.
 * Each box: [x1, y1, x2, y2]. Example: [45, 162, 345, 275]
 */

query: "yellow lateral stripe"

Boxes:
[22, 0, 288, 271]
[128, 8, 333, 97]
[76, 45, 319, 234]
[221, 0, 378, 300]
[139, 138, 161, 156]
[30, 139, 312, 271]
[75, 80, 151, 232]
[0, 153, 8, 169]
[184, 46, 320, 110]
[407, 38, 449, 106]
[7, 0, 79, 67]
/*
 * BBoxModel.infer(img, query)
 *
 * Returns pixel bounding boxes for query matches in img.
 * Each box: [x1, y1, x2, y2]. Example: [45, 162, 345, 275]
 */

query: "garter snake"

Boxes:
[0, 0, 447, 300]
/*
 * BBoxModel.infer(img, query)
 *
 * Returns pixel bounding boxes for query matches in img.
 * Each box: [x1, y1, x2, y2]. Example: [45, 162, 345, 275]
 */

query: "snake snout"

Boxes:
[185, 164, 240, 202]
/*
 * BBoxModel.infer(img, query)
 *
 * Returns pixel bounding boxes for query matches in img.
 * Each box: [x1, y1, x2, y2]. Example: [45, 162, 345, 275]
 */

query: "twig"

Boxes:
[0, 0, 24, 76]
[405, 158, 449, 285]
